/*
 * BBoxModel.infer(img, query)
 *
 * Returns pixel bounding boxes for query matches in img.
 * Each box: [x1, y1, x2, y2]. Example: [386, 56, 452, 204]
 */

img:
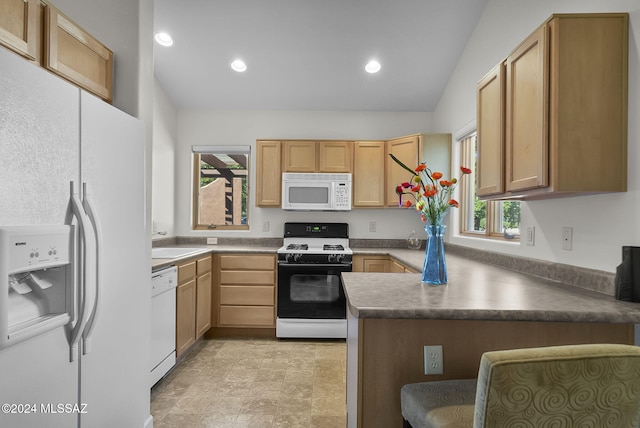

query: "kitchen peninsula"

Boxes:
[343, 251, 640, 428]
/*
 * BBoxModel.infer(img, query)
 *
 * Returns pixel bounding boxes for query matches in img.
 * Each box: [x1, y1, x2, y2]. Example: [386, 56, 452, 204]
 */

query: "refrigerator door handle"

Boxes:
[67, 181, 97, 362]
[81, 182, 102, 355]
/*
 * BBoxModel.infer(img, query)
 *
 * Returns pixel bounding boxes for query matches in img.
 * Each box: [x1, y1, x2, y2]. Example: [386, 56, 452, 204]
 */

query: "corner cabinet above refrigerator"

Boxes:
[0, 47, 151, 428]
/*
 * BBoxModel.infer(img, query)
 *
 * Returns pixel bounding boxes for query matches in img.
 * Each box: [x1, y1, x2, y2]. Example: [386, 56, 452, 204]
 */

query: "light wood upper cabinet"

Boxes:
[478, 13, 628, 200]
[0, 0, 40, 60]
[282, 140, 353, 173]
[477, 63, 505, 197]
[386, 135, 420, 207]
[318, 141, 353, 173]
[353, 141, 386, 207]
[256, 141, 282, 207]
[44, 4, 113, 103]
[283, 141, 316, 172]
[505, 24, 548, 193]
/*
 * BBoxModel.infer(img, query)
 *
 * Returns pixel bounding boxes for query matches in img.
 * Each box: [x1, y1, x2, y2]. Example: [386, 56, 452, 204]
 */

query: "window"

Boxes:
[460, 133, 520, 239]
[192, 146, 250, 230]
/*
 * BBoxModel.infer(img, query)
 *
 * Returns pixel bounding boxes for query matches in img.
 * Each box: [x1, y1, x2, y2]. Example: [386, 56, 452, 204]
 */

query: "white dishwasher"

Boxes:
[150, 266, 177, 387]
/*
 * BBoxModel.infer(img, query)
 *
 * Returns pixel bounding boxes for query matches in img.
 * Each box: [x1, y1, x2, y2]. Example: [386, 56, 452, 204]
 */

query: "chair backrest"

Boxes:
[473, 343, 640, 428]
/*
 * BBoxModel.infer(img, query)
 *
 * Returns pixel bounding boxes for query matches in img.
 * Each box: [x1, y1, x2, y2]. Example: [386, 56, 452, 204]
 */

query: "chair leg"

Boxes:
[403, 418, 413, 428]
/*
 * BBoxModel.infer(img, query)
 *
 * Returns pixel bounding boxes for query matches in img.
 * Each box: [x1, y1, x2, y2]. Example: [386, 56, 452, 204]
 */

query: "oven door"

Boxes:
[277, 263, 350, 319]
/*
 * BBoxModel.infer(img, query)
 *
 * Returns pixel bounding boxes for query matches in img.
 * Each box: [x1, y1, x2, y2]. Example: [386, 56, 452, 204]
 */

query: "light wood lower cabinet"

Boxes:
[176, 254, 212, 358]
[215, 254, 276, 328]
[352, 254, 417, 273]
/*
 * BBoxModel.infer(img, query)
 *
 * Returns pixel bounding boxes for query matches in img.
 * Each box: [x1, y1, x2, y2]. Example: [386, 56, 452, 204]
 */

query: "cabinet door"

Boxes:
[386, 135, 419, 206]
[176, 279, 196, 358]
[256, 140, 282, 207]
[353, 141, 386, 207]
[44, 4, 114, 103]
[196, 272, 211, 338]
[477, 63, 505, 197]
[363, 258, 389, 273]
[318, 141, 353, 173]
[283, 141, 316, 172]
[389, 259, 405, 273]
[505, 25, 548, 192]
[0, 0, 39, 60]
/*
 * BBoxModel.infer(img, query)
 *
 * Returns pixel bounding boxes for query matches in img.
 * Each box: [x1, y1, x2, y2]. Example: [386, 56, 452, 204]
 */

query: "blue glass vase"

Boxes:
[422, 223, 447, 285]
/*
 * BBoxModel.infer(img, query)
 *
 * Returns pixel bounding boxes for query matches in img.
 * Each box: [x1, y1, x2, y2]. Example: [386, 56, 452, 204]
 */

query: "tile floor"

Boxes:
[151, 338, 347, 427]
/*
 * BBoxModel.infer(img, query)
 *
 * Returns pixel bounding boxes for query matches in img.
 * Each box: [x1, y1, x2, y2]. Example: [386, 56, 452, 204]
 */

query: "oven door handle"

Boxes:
[278, 263, 352, 269]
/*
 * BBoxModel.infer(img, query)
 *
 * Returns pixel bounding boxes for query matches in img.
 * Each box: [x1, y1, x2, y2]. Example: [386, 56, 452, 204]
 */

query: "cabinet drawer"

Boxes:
[197, 255, 212, 274]
[220, 254, 274, 270]
[220, 270, 275, 285]
[220, 286, 274, 306]
[219, 306, 274, 327]
[177, 261, 196, 283]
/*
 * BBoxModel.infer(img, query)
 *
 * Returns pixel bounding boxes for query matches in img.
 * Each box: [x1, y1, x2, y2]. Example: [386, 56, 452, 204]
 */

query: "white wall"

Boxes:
[171, 109, 433, 239]
[152, 79, 177, 237]
[434, 0, 640, 272]
[153, 0, 640, 273]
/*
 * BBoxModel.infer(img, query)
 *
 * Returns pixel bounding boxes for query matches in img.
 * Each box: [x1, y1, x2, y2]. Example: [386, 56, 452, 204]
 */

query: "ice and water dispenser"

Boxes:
[0, 226, 74, 350]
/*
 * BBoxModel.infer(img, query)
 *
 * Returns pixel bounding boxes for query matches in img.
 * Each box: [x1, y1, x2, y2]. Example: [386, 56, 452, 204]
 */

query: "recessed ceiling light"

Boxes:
[230, 59, 247, 72]
[154, 32, 173, 47]
[365, 60, 381, 74]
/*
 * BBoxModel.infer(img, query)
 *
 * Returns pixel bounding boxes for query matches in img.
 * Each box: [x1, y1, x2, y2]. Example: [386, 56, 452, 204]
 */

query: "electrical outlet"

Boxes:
[424, 345, 443, 375]
[263, 221, 270, 232]
[369, 221, 376, 233]
[526, 227, 535, 246]
[562, 227, 573, 250]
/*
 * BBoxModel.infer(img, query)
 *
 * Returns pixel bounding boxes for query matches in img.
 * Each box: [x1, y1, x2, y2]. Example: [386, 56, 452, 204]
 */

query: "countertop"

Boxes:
[150, 243, 640, 324]
[342, 252, 640, 323]
[151, 245, 279, 270]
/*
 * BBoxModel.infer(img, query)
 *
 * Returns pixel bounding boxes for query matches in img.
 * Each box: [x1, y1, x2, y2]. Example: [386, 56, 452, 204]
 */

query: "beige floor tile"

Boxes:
[280, 382, 314, 400]
[154, 412, 202, 428]
[276, 397, 312, 416]
[151, 338, 348, 427]
[311, 415, 348, 427]
[311, 396, 346, 416]
[272, 414, 312, 427]
[284, 368, 314, 384]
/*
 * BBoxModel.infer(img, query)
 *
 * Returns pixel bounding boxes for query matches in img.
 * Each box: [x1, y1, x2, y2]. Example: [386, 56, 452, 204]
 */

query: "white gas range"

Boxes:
[276, 223, 352, 339]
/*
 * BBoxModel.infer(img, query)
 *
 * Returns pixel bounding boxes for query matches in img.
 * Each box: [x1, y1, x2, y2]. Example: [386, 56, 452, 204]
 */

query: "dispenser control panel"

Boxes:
[1, 226, 72, 274]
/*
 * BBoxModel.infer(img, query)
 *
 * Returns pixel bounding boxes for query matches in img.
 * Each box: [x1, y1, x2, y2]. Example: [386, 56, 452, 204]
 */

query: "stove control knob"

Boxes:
[293, 253, 302, 262]
[328, 253, 343, 263]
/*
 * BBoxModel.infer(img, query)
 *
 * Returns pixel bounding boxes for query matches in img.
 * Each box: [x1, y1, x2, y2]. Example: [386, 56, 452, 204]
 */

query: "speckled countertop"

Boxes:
[150, 240, 640, 324]
[151, 245, 279, 270]
[342, 252, 640, 323]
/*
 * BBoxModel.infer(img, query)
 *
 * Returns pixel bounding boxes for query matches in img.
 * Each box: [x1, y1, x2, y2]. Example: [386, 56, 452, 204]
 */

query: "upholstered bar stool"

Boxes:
[401, 343, 640, 428]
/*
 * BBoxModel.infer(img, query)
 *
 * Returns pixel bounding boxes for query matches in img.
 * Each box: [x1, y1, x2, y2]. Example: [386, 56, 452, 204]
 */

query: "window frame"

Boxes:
[191, 146, 250, 231]
[459, 133, 520, 241]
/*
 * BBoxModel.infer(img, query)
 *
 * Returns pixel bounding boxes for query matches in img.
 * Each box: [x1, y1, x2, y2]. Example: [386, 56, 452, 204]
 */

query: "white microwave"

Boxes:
[281, 173, 352, 211]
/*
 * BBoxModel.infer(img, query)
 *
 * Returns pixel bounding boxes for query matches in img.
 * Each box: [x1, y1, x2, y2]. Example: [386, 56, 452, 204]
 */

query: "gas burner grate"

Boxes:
[323, 244, 344, 251]
[286, 244, 308, 250]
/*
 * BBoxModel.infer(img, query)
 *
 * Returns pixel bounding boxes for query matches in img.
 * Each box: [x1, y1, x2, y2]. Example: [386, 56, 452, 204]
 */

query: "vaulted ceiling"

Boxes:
[153, 0, 489, 112]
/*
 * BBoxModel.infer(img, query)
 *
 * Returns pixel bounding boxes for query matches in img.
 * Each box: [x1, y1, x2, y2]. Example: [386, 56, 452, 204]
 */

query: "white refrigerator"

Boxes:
[0, 47, 152, 428]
